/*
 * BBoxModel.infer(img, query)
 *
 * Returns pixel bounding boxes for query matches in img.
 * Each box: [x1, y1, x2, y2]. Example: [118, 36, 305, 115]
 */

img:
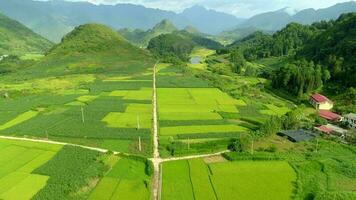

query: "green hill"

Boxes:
[30, 23, 154, 77]
[0, 13, 53, 56]
[119, 19, 178, 47]
[148, 30, 223, 63]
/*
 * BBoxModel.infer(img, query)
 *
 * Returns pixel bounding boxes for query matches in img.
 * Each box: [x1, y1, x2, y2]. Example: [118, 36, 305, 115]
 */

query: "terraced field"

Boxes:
[157, 63, 291, 156]
[161, 158, 297, 200]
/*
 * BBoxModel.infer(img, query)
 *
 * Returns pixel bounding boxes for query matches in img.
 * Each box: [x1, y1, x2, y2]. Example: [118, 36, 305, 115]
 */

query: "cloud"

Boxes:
[51, 0, 354, 17]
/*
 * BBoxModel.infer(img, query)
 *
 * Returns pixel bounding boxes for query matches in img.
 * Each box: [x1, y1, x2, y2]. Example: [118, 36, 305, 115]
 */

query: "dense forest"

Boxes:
[148, 30, 223, 62]
[228, 13, 355, 104]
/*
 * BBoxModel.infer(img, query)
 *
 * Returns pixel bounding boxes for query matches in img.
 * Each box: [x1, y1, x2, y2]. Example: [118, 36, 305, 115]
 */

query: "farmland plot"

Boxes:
[0, 70, 153, 155]
[0, 139, 62, 200]
[89, 157, 151, 200]
[161, 158, 296, 200]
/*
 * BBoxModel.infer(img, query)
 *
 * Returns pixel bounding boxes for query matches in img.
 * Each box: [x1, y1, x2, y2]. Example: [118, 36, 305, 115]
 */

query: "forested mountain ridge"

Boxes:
[148, 30, 223, 63]
[0, 13, 53, 56]
[227, 13, 355, 111]
[26, 23, 154, 78]
[118, 20, 178, 47]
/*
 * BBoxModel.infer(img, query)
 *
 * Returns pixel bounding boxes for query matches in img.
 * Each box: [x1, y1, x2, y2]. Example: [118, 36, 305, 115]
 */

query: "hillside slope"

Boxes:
[30, 24, 155, 77]
[0, 13, 53, 55]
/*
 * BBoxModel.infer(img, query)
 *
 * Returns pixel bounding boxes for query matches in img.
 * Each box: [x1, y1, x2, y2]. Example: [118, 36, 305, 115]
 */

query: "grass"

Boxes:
[210, 161, 296, 200]
[160, 125, 248, 136]
[162, 160, 194, 200]
[89, 157, 151, 200]
[0, 110, 39, 131]
[162, 159, 296, 200]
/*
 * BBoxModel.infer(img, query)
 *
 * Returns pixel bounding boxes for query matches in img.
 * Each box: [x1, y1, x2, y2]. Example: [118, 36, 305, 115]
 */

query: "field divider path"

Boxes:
[0, 135, 124, 154]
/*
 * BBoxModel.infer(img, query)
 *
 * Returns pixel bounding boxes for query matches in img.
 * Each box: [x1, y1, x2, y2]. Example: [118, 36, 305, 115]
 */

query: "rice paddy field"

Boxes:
[161, 158, 297, 200]
[157, 63, 292, 157]
[0, 139, 62, 200]
[0, 67, 154, 156]
[89, 157, 151, 200]
[0, 138, 152, 200]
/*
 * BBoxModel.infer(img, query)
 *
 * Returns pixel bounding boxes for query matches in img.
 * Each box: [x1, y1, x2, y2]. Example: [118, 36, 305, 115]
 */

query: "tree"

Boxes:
[345, 130, 356, 145]
[230, 49, 246, 73]
[260, 116, 282, 136]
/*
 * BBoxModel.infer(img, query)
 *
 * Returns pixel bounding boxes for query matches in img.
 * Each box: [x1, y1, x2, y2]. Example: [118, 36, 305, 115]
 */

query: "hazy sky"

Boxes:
[54, 0, 354, 18]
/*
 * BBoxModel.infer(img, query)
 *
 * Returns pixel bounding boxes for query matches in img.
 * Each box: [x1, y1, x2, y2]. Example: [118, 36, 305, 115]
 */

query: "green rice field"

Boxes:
[161, 158, 297, 200]
[0, 139, 62, 200]
[89, 157, 151, 200]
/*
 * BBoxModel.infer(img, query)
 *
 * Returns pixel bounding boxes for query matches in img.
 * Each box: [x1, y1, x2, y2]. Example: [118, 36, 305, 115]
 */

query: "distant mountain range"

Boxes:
[0, 13, 52, 56]
[218, 1, 356, 43]
[0, 0, 355, 43]
[237, 1, 356, 31]
[0, 0, 243, 42]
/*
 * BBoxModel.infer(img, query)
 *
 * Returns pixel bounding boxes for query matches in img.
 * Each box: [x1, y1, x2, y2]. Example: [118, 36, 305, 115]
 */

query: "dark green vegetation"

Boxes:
[148, 31, 223, 63]
[0, 12, 52, 56]
[226, 13, 356, 112]
[33, 146, 108, 200]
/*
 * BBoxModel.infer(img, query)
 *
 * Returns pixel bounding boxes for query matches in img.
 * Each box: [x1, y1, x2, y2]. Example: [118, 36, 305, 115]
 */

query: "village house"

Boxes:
[319, 110, 342, 122]
[315, 124, 348, 137]
[344, 113, 356, 129]
[310, 93, 333, 110]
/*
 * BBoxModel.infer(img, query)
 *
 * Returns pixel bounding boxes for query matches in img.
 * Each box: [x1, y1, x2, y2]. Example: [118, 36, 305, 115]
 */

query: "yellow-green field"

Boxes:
[162, 159, 297, 200]
[0, 139, 62, 200]
[89, 157, 151, 200]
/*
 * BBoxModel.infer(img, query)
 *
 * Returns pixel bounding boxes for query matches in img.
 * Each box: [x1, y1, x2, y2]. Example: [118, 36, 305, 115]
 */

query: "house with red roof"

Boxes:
[310, 93, 334, 110]
[319, 110, 342, 122]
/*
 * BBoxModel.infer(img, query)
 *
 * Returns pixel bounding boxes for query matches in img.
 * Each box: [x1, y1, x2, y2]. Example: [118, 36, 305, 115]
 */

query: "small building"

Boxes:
[310, 93, 333, 110]
[278, 130, 318, 142]
[315, 124, 348, 137]
[344, 113, 356, 129]
[319, 110, 342, 122]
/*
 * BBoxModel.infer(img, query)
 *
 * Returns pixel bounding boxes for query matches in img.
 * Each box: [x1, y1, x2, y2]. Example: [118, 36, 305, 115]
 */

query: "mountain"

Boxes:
[237, 1, 356, 31]
[119, 19, 178, 47]
[0, 12, 53, 56]
[180, 5, 245, 35]
[299, 13, 356, 87]
[31, 23, 154, 77]
[0, 0, 243, 42]
[216, 27, 272, 45]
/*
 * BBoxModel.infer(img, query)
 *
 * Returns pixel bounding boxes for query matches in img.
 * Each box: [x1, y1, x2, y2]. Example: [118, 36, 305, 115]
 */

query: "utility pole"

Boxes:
[251, 138, 254, 155]
[138, 136, 142, 152]
[187, 137, 190, 150]
[137, 114, 140, 130]
[81, 106, 85, 124]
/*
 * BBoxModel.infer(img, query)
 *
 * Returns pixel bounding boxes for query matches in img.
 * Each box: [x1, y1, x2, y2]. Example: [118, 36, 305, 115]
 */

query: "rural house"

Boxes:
[318, 110, 342, 122]
[310, 93, 333, 110]
[315, 124, 348, 137]
[344, 113, 356, 129]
